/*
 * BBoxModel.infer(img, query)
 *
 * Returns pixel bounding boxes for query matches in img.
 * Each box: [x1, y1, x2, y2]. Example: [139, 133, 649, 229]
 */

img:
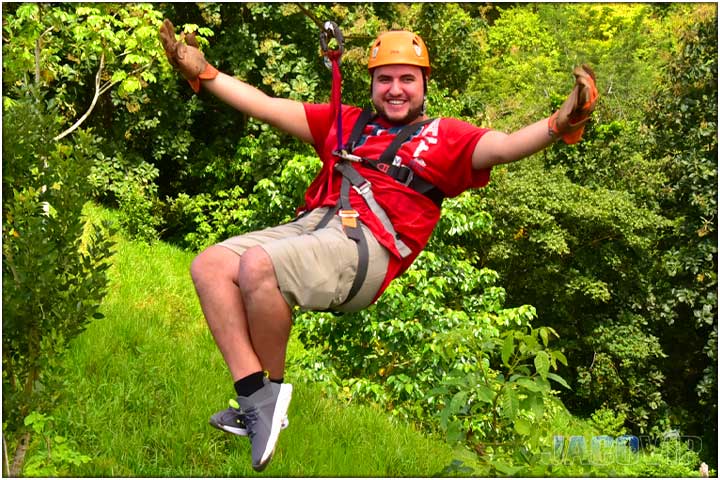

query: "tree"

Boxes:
[1, 3, 165, 472]
[473, 157, 672, 433]
[463, 4, 716, 449]
[2, 3, 174, 242]
[645, 4, 717, 465]
[2, 3, 165, 137]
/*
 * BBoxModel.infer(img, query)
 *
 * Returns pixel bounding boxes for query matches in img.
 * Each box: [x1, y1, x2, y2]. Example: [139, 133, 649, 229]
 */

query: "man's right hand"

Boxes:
[159, 19, 218, 93]
[158, 19, 311, 143]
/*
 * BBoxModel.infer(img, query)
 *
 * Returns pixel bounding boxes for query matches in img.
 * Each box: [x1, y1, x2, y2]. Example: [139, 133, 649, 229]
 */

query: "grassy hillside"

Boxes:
[42, 207, 480, 477]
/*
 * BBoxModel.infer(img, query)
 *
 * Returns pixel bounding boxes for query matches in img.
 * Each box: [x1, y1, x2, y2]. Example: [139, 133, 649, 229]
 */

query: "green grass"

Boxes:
[46, 207, 480, 477]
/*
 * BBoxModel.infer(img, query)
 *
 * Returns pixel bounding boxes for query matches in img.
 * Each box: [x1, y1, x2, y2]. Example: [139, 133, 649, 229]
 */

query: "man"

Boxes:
[159, 20, 597, 471]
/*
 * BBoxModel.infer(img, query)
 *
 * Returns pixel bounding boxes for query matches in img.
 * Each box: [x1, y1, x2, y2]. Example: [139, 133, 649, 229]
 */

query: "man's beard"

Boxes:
[372, 99, 426, 126]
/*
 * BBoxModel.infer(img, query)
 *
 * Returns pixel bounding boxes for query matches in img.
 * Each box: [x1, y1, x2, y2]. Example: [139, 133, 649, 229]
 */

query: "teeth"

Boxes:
[388, 100, 404, 105]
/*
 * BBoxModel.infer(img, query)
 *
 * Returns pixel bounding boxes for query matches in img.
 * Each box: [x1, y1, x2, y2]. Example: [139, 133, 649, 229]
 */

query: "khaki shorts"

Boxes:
[217, 207, 390, 312]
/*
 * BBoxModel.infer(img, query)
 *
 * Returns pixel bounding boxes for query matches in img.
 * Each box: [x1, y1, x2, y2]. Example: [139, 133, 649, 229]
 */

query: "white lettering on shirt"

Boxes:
[412, 119, 441, 158]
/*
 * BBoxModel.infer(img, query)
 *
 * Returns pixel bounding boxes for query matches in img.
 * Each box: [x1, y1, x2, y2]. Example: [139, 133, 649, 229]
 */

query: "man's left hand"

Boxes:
[549, 65, 599, 144]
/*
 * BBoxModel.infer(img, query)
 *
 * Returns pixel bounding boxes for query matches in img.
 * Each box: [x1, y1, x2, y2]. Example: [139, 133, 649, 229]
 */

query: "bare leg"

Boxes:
[190, 245, 263, 381]
[191, 244, 293, 382]
[236, 246, 293, 379]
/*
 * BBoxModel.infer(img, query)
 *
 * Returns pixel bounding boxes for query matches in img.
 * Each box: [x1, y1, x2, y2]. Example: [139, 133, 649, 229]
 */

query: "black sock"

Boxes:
[234, 371, 265, 397]
[269, 377, 284, 384]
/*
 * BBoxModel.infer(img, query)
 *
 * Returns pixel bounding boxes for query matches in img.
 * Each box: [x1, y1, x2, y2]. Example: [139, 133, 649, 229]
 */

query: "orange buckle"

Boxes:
[339, 209, 359, 228]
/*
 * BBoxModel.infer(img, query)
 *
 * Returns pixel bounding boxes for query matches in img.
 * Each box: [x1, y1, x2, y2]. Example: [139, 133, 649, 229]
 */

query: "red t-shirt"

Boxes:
[302, 103, 491, 301]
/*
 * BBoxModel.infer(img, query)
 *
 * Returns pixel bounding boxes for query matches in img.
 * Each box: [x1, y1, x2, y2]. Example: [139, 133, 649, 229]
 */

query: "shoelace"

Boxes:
[243, 408, 259, 439]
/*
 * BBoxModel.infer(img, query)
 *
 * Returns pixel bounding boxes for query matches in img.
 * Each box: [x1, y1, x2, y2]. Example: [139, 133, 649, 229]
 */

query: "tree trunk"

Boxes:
[9, 432, 30, 477]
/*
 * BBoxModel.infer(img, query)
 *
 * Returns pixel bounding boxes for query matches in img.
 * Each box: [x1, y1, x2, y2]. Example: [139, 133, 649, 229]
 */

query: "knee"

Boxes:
[236, 246, 277, 295]
[190, 246, 237, 286]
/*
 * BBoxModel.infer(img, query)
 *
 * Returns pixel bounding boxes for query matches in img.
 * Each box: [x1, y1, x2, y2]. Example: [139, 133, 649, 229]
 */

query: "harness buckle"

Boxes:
[339, 209, 359, 229]
[353, 181, 372, 196]
[332, 149, 363, 162]
[339, 209, 359, 218]
[397, 166, 415, 187]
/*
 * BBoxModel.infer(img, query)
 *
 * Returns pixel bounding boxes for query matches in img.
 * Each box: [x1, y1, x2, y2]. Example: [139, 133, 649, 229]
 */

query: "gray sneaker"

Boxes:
[237, 379, 293, 471]
[209, 398, 289, 437]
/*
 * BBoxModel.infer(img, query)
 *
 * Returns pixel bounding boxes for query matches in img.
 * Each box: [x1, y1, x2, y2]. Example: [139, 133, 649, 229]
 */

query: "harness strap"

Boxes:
[319, 21, 344, 150]
[314, 204, 339, 230]
[378, 119, 434, 165]
[335, 162, 412, 258]
[317, 22, 372, 309]
[320, 21, 345, 202]
[338, 177, 369, 305]
[363, 158, 445, 208]
[344, 107, 375, 152]
[335, 111, 445, 208]
[326, 49, 343, 152]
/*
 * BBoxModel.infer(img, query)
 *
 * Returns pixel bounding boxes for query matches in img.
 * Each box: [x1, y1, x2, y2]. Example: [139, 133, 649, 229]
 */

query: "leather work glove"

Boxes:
[159, 19, 218, 93]
[548, 65, 598, 144]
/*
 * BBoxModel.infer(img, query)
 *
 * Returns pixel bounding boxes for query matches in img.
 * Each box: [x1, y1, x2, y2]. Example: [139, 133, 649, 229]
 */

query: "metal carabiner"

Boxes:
[319, 20, 344, 70]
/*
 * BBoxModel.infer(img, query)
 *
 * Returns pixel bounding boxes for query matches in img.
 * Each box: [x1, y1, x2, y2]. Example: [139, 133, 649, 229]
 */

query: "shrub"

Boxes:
[295, 191, 571, 474]
[21, 412, 91, 477]
[89, 157, 163, 243]
[2, 87, 115, 474]
[164, 153, 320, 250]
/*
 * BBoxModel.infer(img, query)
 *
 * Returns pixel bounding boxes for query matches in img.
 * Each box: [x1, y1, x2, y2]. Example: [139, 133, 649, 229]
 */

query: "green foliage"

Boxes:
[540, 4, 668, 121]
[468, 4, 670, 131]
[430, 326, 570, 445]
[474, 4, 561, 126]
[544, 120, 666, 208]
[645, 5, 718, 463]
[114, 163, 163, 243]
[467, 4, 717, 467]
[415, 3, 485, 94]
[2, 3, 165, 123]
[1, 2, 186, 243]
[647, 4, 717, 339]
[544, 436, 705, 477]
[164, 152, 320, 250]
[632, 438, 705, 478]
[89, 157, 162, 242]
[474, 159, 674, 433]
[295, 194, 572, 473]
[2, 86, 115, 472]
[576, 319, 668, 435]
[22, 412, 92, 477]
[589, 406, 627, 438]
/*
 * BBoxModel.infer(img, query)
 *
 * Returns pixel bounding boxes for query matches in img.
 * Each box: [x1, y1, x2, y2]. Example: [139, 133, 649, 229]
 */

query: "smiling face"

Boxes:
[371, 64, 426, 125]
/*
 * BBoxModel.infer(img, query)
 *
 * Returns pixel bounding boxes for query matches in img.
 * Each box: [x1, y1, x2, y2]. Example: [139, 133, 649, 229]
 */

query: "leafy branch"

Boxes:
[34, 26, 54, 85]
[53, 52, 152, 141]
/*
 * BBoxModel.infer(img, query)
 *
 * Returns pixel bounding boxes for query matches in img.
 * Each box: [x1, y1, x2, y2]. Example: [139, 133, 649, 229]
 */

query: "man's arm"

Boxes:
[472, 65, 598, 170]
[472, 119, 554, 170]
[159, 19, 313, 145]
[202, 73, 313, 144]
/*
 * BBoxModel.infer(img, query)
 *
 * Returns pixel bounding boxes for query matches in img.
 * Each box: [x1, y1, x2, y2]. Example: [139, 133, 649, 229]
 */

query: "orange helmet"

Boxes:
[368, 30, 431, 76]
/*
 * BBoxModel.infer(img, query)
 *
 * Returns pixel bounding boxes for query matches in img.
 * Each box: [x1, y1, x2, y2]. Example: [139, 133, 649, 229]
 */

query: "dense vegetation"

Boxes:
[3, 2, 716, 476]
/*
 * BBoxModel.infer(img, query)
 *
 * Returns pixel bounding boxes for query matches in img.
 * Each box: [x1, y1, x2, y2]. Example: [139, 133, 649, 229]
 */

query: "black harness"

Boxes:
[314, 108, 446, 308]
[335, 107, 445, 208]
